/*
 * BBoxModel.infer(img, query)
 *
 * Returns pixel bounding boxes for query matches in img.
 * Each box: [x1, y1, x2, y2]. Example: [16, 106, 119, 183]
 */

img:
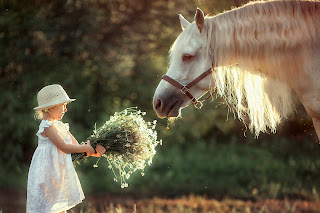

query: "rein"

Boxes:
[161, 67, 214, 109]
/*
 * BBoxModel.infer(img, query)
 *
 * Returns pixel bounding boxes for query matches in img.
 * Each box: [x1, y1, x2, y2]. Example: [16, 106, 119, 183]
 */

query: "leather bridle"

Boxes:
[161, 67, 214, 109]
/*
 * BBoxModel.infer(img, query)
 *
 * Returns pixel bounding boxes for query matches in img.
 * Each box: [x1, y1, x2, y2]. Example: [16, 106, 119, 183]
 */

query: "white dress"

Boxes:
[27, 120, 85, 213]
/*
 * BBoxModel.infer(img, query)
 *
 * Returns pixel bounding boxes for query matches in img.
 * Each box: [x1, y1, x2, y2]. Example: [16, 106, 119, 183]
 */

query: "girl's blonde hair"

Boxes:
[34, 109, 49, 120]
[35, 110, 43, 120]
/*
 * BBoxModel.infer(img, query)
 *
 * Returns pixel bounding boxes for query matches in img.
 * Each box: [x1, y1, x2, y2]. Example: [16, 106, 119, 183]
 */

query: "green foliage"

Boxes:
[0, 0, 188, 170]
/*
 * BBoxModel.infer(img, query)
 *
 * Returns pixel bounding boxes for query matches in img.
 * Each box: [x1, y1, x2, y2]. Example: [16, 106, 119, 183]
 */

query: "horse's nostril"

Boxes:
[154, 99, 162, 111]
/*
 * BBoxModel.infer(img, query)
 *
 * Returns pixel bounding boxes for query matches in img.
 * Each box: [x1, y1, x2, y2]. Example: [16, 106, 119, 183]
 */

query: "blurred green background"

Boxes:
[1, 0, 320, 207]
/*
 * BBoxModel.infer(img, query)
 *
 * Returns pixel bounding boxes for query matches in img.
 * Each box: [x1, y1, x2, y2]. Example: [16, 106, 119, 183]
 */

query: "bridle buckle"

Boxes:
[180, 86, 190, 95]
[161, 67, 214, 109]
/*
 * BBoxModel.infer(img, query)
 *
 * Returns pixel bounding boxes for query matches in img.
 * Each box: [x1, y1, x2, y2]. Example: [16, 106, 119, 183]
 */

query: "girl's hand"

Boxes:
[85, 140, 95, 157]
[95, 144, 107, 157]
[88, 144, 107, 158]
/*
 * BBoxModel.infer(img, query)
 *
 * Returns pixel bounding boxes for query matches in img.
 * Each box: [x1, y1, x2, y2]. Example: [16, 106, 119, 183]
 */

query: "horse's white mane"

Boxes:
[206, 0, 319, 136]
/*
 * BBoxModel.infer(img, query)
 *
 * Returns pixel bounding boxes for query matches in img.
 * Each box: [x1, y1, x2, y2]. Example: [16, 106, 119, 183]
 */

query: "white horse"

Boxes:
[153, 0, 320, 138]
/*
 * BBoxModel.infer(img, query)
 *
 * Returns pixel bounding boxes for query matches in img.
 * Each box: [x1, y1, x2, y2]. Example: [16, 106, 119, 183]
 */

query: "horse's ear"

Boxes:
[195, 8, 205, 33]
[179, 14, 190, 31]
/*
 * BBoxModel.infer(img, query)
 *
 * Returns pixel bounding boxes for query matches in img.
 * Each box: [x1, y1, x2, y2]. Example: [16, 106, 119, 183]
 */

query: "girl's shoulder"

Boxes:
[54, 120, 70, 131]
[37, 120, 57, 139]
[37, 120, 70, 139]
[40, 120, 56, 128]
[39, 120, 68, 129]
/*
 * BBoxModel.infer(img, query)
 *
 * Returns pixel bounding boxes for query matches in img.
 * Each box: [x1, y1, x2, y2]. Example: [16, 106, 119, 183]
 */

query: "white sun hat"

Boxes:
[34, 84, 76, 110]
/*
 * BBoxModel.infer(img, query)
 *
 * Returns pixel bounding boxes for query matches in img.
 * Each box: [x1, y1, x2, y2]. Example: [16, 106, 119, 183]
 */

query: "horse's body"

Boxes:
[153, 0, 320, 138]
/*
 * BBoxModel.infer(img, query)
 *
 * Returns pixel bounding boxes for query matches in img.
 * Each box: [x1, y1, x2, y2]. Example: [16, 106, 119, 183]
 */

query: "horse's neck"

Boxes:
[208, 0, 320, 79]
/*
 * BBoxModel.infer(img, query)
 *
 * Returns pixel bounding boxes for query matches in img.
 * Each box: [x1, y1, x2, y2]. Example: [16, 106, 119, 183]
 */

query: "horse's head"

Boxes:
[153, 8, 214, 118]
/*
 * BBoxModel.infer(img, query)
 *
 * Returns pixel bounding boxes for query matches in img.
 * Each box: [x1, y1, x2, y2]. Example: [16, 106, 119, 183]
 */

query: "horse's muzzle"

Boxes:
[153, 92, 184, 118]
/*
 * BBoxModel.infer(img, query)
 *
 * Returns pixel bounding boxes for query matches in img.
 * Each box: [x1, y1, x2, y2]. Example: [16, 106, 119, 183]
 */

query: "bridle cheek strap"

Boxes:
[161, 67, 214, 109]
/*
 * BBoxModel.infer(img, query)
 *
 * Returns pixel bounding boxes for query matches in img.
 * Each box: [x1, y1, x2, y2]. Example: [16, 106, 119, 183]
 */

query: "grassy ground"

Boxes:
[71, 194, 320, 213]
[1, 190, 320, 213]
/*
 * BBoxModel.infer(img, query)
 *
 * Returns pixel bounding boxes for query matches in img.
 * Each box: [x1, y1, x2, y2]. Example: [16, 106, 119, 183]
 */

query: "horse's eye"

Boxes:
[182, 54, 194, 62]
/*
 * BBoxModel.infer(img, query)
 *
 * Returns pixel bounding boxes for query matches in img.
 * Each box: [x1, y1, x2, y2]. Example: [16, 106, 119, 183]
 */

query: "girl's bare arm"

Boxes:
[44, 125, 95, 155]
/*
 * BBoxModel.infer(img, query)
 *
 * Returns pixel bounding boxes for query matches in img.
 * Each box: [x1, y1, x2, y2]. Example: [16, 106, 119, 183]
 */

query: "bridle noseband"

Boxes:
[161, 67, 214, 109]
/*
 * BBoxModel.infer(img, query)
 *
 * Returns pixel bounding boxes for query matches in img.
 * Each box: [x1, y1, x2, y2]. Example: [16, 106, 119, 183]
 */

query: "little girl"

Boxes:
[27, 84, 106, 213]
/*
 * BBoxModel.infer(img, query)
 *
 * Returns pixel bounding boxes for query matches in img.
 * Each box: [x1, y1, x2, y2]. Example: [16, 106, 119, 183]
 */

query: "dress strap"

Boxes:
[36, 120, 56, 139]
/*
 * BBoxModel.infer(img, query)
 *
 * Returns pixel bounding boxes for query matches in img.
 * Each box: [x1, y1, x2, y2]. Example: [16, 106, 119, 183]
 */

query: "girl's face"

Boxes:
[48, 103, 67, 120]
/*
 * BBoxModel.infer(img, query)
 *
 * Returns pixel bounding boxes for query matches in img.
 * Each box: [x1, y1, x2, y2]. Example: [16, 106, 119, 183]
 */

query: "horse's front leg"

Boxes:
[311, 118, 320, 141]
[299, 91, 320, 142]
[296, 50, 320, 141]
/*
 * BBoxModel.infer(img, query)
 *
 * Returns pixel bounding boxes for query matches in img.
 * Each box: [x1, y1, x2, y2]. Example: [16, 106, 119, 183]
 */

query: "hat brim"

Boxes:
[34, 98, 76, 110]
